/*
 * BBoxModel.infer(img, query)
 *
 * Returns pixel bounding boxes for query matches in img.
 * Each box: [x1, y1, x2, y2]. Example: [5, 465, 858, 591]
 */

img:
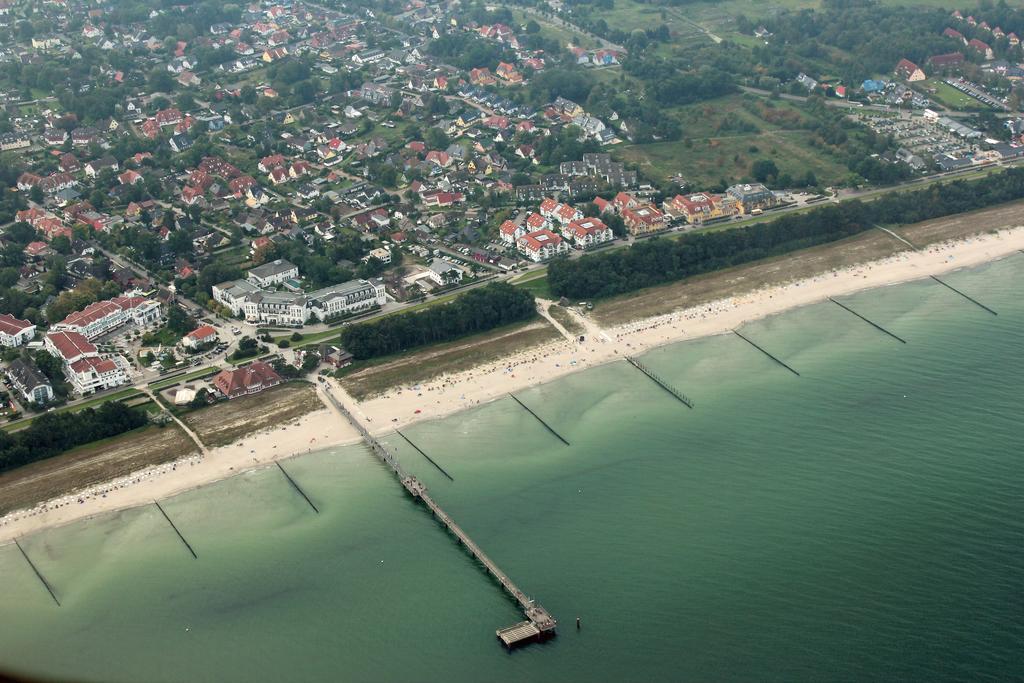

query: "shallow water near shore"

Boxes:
[1, 257, 1023, 682]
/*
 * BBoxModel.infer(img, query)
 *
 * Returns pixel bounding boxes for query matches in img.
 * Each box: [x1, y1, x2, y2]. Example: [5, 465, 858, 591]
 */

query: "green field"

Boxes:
[923, 79, 986, 111]
[614, 94, 852, 188]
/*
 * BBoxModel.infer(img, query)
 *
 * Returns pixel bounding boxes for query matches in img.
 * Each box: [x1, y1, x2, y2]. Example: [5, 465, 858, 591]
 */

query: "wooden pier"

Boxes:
[321, 385, 556, 647]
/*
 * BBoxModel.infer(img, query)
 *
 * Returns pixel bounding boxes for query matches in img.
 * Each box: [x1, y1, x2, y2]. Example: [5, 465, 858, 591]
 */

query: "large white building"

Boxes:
[517, 229, 569, 262]
[246, 259, 299, 287]
[213, 278, 386, 326]
[44, 330, 130, 395]
[0, 313, 36, 347]
[50, 295, 161, 340]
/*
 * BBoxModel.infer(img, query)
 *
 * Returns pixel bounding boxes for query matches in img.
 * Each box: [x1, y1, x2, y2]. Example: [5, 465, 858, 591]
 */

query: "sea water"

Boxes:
[1, 256, 1022, 682]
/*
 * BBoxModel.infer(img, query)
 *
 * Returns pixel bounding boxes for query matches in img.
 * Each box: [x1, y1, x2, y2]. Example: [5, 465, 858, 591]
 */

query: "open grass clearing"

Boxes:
[182, 382, 321, 448]
[0, 424, 197, 516]
[338, 320, 561, 400]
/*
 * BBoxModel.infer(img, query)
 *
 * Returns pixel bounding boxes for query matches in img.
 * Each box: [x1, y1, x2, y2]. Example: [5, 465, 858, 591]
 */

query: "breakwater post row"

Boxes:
[828, 298, 907, 344]
[154, 501, 198, 559]
[321, 384, 556, 647]
[624, 357, 694, 408]
[508, 394, 571, 445]
[276, 462, 320, 514]
[731, 331, 801, 376]
[396, 430, 455, 481]
[929, 276, 998, 315]
[14, 539, 60, 607]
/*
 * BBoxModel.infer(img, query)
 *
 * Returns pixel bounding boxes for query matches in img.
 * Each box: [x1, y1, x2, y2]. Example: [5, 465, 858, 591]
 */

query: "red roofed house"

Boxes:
[155, 108, 183, 127]
[943, 27, 965, 42]
[421, 191, 464, 207]
[495, 61, 523, 83]
[564, 217, 613, 248]
[182, 324, 218, 350]
[928, 52, 965, 69]
[525, 212, 550, 231]
[499, 219, 525, 245]
[182, 185, 204, 205]
[44, 330, 129, 394]
[119, 169, 144, 185]
[258, 154, 286, 173]
[622, 205, 667, 236]
[0, 313, 36, 347]
[894, 58, 926, 82]
[469, 67, 496, 86]
[212, 360, 283, 399]
[612, 192, 640, 213]
[663, 193, 736, 224]
[968, 39, 994, 59]
[517, 229, 569, 262]
[51, 296, 161, 340]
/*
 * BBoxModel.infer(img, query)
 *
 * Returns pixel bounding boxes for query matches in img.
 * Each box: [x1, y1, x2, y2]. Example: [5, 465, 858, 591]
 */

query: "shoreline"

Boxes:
[2, 226, 1023, 543]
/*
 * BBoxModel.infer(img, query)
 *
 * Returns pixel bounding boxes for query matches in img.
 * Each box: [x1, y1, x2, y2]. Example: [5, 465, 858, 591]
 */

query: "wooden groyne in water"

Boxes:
[396, 430, 455, 481]
[930, 276, 998, 315]
[828, 297, 907, 344]
[321, 384, 556, 647]
[276, 462, 320, 513]
[154, 501, 197, 559]
[625, 357, 694, 408]
[14, 539, 60, 606]
[509, 394, 571, 445]
[732, 330, 801, 376]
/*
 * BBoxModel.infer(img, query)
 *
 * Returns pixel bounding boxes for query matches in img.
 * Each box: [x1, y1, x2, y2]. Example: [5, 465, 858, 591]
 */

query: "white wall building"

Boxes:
[246, 259, 299, 287]
[0, 313, 36, 347]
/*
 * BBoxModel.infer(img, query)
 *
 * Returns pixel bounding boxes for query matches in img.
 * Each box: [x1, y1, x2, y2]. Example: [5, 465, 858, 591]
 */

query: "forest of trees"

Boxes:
[0, 401, 149, 472]
[340, 283, 536, 360]
[548, 168, 1024, 300]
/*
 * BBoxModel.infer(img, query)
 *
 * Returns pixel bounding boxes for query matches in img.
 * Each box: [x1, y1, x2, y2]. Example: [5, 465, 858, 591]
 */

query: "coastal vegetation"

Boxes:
[590, 199, 1024, 326]
[0, 401, 149, 473]
[340, 283, 538, 360]
[548, 168, 1024, 300]
[181, 382, 320, 448]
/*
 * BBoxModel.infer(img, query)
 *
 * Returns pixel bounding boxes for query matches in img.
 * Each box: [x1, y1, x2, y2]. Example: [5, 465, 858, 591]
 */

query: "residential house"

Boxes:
[0, 313, 35, 347]
[212, 361, 283, 399]
[5, 358, 53, 405]
[517, 229, 569, 261]
[621, 205, 666, 235]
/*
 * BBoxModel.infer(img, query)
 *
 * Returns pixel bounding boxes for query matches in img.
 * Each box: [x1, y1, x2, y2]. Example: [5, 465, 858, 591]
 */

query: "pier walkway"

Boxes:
[320, 382, 556, 646]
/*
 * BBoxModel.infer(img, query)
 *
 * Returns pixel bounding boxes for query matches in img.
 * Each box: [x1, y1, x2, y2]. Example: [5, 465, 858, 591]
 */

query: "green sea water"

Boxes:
[2, 257, 1023, 682]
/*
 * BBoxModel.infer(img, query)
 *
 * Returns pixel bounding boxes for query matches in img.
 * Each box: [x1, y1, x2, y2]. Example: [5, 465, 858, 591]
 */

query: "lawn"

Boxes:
[511, 270, 552, 298]
[922, 79, 986, 111]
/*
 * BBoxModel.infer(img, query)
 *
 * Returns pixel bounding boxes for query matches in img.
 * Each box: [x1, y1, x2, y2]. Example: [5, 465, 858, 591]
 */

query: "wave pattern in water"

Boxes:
[1, 257, 1023, 682]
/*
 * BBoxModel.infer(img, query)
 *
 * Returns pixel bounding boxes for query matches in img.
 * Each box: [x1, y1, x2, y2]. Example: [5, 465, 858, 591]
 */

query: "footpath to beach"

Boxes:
[2, 226, 1023, 542]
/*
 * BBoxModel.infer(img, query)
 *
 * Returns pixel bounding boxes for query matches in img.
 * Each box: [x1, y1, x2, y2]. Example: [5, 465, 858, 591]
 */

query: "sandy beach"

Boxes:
[0, 400, 362, 543]
[3, 225, 1023, 542]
